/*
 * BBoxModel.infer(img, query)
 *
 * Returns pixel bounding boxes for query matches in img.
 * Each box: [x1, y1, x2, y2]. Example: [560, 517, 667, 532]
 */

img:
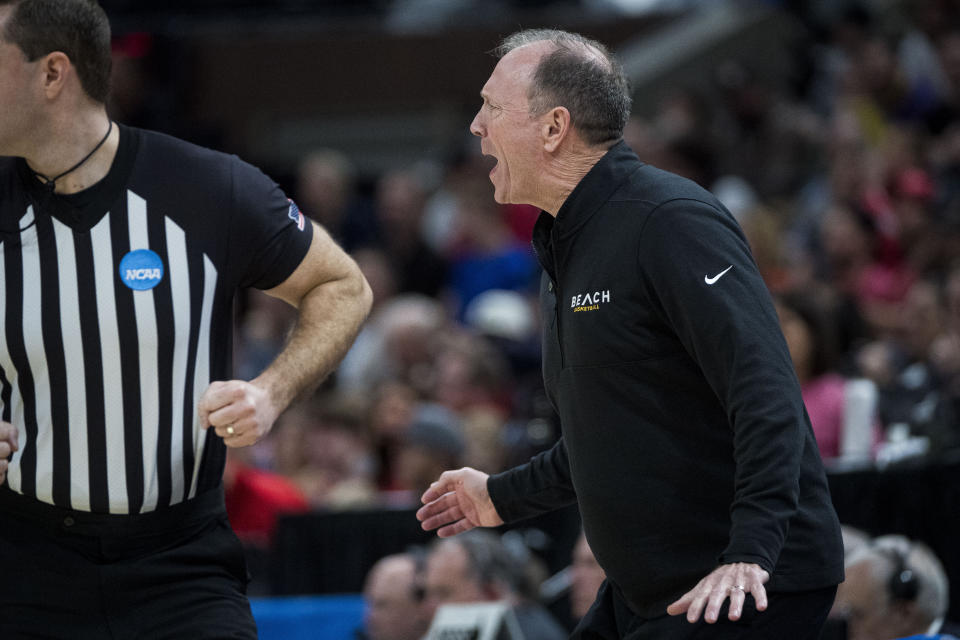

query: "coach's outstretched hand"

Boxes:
[416, 467, 504, 537]
[667, 562, 769, 624]
[0, 421, 19, 484]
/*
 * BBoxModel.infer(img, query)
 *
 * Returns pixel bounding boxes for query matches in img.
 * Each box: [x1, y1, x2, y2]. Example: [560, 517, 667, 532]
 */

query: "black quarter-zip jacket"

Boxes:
[487, 142, 844, 618]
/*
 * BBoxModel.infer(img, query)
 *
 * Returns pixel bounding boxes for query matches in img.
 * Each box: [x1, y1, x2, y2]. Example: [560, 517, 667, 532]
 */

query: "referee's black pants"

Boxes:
[0, 486, 257, 639]
[571, 579, 837, 640]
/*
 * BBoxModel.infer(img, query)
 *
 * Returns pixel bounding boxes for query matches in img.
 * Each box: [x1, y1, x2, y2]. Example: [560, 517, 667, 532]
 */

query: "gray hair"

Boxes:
[496, 29, 631, 147]
[851, 535, 950, 624]
[433, 530, 523, 593]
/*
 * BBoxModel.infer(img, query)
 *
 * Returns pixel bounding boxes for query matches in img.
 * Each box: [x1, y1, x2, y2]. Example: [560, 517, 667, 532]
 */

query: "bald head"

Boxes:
[365, 554, 416, 591]
[364, 554, 430, 640]
[496, 29, 611, 68]
[494, 29, 631, 146]
[832, 537, 950, 640]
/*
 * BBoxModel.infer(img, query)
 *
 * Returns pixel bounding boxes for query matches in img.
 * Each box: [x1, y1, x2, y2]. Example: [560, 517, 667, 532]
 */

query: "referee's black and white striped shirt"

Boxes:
[0, 125, 312, 514]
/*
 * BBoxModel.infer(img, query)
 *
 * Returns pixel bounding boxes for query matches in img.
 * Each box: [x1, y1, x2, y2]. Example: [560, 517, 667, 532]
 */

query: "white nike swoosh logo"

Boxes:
[704, 265, 733, 285]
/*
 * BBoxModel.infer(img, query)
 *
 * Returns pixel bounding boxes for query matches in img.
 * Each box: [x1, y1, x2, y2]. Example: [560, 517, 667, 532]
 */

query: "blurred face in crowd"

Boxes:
[470, 42, 552, 207]
[423, 541, 490, 617]
[947, 267, 960, 327]
[820, 206, 873, 278]
[939, 31, 960, 88]
[831, 558, 891, 640]
[831, 556, 922, 640]
[376, 170, 426, 229]
[364, 555, 429, 640]
[570, 533, 606, 620]
[395, 443, 447, 495]
[369, 382, 416, 440]
[353, 248, 397, 312]
[899, 281, 943, 359]
[296, 152, 351, 228]
[775, 302, 813, 383]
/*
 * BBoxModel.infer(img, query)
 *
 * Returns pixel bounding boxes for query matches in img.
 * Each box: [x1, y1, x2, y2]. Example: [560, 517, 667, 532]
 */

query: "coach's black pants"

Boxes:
[0, 486, 257, 639]
[571, 579, 837, 640]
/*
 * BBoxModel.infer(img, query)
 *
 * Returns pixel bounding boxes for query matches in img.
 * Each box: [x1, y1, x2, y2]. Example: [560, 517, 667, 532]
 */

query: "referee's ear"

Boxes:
[38, 51, 74, 101]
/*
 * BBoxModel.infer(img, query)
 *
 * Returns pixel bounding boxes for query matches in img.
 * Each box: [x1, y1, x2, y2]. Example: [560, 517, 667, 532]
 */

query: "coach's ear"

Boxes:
[541, 106, 571, 153]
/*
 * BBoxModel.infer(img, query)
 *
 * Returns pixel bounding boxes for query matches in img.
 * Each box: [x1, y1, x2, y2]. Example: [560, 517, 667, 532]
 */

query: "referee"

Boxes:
[0, 1, 372, 638]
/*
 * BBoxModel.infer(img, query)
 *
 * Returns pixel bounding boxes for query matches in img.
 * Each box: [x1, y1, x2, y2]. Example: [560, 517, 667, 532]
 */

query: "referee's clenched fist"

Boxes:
[0, 422, 18, 484]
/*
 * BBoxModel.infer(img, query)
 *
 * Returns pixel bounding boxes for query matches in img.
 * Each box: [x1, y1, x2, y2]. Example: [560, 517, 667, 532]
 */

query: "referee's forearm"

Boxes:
[252, 268, 373, 413]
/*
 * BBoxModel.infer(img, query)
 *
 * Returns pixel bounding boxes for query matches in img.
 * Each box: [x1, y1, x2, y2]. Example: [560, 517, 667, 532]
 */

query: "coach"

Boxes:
[0, 0, 371, 637]
[417, 29, 844, 639]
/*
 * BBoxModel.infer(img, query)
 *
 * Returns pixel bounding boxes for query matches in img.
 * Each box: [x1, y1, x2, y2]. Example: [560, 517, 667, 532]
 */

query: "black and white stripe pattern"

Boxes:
[0, 190, 219, 514]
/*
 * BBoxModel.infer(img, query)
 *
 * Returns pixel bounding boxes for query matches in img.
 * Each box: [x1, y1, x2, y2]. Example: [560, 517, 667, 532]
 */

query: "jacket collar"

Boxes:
[551, 139, 643, 239]
[531, 140, 643, 278]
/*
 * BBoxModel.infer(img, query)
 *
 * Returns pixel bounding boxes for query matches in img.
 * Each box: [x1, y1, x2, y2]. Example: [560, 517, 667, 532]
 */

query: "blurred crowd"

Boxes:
[357, 528, 606, 640]
[353, 523, 959, 640]
[221, 0, 960, 534]
[197, 0, 960, 636]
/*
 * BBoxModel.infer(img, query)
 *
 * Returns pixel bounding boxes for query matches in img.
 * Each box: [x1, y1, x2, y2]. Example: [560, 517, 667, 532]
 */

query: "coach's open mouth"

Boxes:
[482, 153, 498, 176]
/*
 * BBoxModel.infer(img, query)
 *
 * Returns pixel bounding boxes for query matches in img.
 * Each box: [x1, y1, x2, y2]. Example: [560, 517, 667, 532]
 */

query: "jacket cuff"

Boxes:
[486, 470, 523, 524]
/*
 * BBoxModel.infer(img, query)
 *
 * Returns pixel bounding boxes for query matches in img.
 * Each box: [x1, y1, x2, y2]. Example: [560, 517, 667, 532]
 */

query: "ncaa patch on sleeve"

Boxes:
[287, 198, 306, 231]
[119, 249, 164, 290]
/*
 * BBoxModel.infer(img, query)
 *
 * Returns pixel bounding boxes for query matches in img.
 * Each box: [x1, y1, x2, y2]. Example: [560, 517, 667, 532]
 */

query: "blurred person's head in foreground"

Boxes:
[423, 529, 520, 617]
[830, 534, 950, 640]
[570, 531, 606, 621]
[362, 552, 431, 640]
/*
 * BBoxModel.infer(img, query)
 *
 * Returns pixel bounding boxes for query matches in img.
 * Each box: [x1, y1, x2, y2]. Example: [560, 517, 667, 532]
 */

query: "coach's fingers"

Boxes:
[417, 490, 457, 519]
[731, 563, 769, 612]
[703, 579, 738, 624]
[750, 581, 768, 612]
[418, 494, 463, 530]
[686, 588, 712, 624]
[667, 584, 698, 617]
[668, 563, 769, 623]
[420, 469, 466, 505]
[727, 583, 748, 621]
[437, 518, 477, 538]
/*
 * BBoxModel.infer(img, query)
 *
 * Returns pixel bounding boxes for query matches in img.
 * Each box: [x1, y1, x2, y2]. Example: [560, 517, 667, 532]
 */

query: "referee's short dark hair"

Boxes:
[496, 29, 631, 147]
[0, 0, 112, 104]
